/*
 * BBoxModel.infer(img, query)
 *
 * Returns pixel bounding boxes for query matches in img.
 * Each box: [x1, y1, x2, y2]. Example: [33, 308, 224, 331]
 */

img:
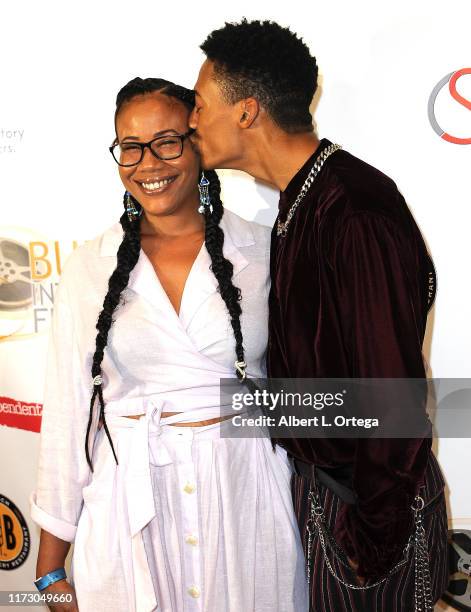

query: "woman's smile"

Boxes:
[135, 174, 178, 195]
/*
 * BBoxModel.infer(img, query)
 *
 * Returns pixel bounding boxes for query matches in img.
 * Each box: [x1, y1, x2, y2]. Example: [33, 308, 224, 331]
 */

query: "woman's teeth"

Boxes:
[140, 177, 176, 191]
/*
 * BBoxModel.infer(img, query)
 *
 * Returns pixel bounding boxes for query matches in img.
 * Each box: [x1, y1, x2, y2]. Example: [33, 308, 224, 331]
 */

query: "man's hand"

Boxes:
[347, 556, 366, 586]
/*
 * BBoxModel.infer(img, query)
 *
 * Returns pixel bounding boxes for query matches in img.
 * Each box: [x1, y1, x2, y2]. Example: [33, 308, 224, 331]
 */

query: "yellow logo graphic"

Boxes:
[0, 494, 30, 570]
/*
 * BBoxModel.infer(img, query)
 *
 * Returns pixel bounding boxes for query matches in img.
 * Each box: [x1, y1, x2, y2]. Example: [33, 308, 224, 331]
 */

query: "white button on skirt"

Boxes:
[70, 411, 308, 612]
[142, 419, 308, 612]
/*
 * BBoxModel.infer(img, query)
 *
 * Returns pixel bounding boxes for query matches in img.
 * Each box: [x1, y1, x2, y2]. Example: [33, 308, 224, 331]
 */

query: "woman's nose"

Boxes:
[139, 146, 167, 170]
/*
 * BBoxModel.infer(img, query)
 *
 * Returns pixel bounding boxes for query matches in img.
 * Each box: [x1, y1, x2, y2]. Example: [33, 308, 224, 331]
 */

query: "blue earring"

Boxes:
[125, 191, 142, 223]
[198, 172, 213, 214]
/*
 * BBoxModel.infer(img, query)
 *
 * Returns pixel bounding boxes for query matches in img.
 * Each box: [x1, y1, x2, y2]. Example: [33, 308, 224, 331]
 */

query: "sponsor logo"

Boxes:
[428, 68, 471, 144]
[0, 396, 42, 432]
[0, 228, 78, 341]
[0, 128, 24, 155]
[443, 529, 471, 610]
[0, 494, 30, 570]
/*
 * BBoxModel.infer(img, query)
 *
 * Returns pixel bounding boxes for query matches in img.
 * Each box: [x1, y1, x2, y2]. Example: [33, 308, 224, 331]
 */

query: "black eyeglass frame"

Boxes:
[109, 130, 194, 167]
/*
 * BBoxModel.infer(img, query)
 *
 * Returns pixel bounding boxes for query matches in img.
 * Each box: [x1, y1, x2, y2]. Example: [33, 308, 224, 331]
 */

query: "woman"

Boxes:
[30, 77, 308, 611]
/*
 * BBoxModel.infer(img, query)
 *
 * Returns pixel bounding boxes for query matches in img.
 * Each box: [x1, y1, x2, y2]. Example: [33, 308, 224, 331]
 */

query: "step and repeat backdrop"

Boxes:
[1, 1, 470, 609]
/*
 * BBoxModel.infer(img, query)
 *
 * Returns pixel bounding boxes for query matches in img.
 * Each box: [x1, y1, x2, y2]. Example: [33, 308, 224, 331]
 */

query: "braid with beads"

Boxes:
[85, 77, 260, 471]
[85, 197, 141, 469]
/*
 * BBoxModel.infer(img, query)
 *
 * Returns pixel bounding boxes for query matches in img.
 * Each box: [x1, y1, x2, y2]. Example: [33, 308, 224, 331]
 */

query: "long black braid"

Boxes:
[85, 77, 258, 471]
[202, 171, 262, 406]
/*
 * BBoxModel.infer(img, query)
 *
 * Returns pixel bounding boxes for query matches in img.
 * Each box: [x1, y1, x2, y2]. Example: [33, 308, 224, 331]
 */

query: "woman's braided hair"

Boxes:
[85, 77, 256, 470]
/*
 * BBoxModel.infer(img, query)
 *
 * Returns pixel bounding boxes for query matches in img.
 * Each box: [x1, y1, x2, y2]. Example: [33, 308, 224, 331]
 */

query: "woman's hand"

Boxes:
[42, 580, 78, 612]
[36, 529, 78, 611]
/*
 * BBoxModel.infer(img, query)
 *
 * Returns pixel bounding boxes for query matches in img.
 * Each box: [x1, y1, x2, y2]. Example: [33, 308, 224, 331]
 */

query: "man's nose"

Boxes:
[189, 106, 198, 129]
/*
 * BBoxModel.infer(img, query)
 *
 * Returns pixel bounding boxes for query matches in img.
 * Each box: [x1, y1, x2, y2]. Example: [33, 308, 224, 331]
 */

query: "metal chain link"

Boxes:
[413, 496, 434, 611]
[306, 486, 433, 611]
[276, 143, 342, 237]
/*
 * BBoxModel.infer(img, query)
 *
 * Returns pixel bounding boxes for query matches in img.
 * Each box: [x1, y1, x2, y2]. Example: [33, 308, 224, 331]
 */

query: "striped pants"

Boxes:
[291, 453, 449, 611]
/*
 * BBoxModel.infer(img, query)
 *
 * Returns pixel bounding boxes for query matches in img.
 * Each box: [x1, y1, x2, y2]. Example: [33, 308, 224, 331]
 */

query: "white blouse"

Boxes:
[30, 209, 271, 544]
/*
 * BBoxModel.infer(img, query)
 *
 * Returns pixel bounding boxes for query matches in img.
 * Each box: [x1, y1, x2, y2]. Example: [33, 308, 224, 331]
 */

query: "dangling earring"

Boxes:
[125, 191, 142, 223]
[198, 172, 213, 214]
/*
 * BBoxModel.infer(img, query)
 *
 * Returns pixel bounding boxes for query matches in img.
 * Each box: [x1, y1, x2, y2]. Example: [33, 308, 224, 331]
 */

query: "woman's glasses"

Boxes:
[109, 130, 193, 167]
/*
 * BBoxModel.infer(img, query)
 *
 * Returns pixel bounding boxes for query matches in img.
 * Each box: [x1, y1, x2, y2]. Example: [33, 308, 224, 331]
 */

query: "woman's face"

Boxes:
[115, 92, 199, 218]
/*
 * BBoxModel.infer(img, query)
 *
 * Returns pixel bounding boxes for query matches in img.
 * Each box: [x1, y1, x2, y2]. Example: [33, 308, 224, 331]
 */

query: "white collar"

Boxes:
[98, 208, 254, 328]
[98, 208, 255, 258]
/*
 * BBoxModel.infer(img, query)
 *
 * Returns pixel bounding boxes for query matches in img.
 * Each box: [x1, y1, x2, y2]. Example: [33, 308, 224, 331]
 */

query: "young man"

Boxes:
[190, 19, 449, 611]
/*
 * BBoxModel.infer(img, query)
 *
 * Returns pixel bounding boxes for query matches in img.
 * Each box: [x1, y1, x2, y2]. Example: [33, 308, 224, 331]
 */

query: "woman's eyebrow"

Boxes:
[121, 129, 179, 142]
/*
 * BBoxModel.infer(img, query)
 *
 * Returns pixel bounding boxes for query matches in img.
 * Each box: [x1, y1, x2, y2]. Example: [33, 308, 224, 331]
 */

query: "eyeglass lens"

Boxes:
[114, 136, 183, 166]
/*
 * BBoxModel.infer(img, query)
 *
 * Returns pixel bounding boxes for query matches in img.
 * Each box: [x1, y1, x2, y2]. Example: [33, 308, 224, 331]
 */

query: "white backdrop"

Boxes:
[1, 0, 470, 608]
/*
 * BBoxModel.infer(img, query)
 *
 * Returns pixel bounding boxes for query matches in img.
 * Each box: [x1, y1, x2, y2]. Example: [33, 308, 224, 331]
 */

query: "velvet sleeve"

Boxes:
[331, 210, 432, 582]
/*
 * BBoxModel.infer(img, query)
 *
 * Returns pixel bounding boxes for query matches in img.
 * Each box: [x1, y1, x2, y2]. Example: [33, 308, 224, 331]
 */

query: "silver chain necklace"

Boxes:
[276, 143, 342, 237]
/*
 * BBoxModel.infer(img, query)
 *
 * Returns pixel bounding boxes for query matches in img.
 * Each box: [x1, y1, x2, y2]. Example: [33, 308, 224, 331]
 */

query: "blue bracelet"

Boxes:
[34, 568, 66, 591]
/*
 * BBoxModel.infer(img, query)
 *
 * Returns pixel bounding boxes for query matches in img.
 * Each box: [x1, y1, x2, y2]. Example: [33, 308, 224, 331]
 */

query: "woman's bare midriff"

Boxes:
[124, 412, 232, 427]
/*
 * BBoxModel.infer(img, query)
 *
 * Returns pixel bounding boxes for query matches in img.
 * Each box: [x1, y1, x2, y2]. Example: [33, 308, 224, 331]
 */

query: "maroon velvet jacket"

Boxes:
[267, 139, 437, 580]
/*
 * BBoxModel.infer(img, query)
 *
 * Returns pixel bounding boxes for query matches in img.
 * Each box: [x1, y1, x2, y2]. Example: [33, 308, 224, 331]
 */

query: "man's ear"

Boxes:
[238, 98, 259, 128]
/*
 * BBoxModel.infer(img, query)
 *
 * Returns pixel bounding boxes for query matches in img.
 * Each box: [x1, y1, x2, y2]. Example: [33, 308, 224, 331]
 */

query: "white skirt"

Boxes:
[70, 405, 308, 612]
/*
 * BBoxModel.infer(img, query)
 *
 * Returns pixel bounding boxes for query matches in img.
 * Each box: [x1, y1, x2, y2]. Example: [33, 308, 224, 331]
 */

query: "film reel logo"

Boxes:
[428, 68, 471, 145]
[0, 237, 33, 311]
[0, 234, 45, 340]
[0, 230, 78, 340]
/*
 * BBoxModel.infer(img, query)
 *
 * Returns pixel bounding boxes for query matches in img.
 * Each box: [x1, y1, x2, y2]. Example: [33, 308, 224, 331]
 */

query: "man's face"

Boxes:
[189, 59, 242, 170]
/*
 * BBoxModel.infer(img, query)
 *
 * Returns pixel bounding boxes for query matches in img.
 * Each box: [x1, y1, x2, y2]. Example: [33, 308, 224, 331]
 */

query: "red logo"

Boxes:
[0, 396, 42, 433]
[428, 68, 471, 145]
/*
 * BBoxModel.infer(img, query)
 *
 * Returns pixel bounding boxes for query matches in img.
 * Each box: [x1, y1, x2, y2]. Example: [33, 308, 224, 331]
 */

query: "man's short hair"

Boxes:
[200, 19, 318, 134]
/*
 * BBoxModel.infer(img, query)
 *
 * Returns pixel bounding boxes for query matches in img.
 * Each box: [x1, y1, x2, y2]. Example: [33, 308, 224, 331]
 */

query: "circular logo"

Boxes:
[0, 234, 35, 340]
[0, 227, 55, 341]
[0, 494, 30, 570]
[0, 238, 33, 310]
[442, 528, 471, 611]
[428, 68, 471, 145]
